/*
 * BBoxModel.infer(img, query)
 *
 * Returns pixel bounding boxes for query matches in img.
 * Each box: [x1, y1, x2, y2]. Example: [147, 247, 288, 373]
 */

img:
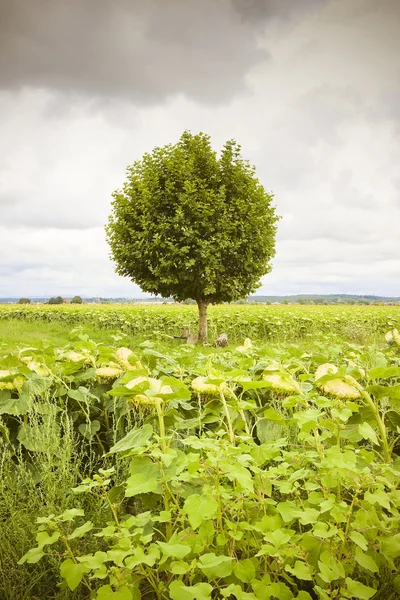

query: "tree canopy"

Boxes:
[48, 296, 63, 305]
[106, 131, 279, 340]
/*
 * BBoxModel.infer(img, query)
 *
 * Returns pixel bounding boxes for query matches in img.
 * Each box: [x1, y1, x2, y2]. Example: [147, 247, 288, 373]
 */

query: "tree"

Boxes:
[71, 296, 83, 304]
[48, 296, 63, 305]
[106, 131, 279, 342]
[18, 298, 31, 304]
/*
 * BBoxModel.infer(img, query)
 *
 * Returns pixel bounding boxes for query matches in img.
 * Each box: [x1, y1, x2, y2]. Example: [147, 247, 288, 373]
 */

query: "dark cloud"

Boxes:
[1, 0, 400, 297]
[0, 0, 324, 104]
[232, 0, 325, 24]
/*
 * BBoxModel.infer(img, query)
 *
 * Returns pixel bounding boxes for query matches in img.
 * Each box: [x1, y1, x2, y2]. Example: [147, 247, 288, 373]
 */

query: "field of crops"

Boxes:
[1, 303, 399, 343]
[1, 305, 400, 599]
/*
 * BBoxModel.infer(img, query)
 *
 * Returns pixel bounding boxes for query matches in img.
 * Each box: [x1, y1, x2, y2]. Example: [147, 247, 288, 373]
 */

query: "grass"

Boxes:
[0, 415, 100, 599]
[0, 307, 390, 356]
[0, 320, 139, 353]
[0, 318, 236, 357]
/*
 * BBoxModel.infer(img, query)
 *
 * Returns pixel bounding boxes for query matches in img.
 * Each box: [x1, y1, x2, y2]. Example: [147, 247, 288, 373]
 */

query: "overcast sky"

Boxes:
[1, 0, 399, 298]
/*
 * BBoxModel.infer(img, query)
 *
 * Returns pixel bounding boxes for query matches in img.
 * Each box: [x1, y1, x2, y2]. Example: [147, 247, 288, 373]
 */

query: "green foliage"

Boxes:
[1, 321, 400, 598]
[72, 296, 83, 304]
[18, 410, 400, 599]
[17, 298, 31, 304]
[106, 131, 278, 305]
[48, 296, 64, 305]
[0, 396, 109, 600]
[1, 303, 400, 344]
[106, 131, 279, 340]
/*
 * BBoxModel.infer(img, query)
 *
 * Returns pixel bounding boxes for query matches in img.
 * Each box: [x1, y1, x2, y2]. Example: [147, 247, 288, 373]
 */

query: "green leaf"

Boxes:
[381, 533, 400, 558]
[367, 385, 400, 400]
[368, 366, 400, 379]
[331, 407, 353, 422]
[221, 583, 258, 599]
[108, 384, 144, 397]
[125, 456, 161, 497]
[68, 388, 90, 402]
[96, 585, 133, 599]
[60, 558, 88, 591]
[60, 508, 85, 521]
[36, 531, 60, 548]
[124, 545, 160, 568]
[313, 522, 337, 539]
[169, 581, 213, 600]
[170, 560, 191, 575]
[330, 504, 347, 523]
[157, 541, 191, 559]
[36, 513, 56, 524]
[198, 520, 215, 545]
[324, 446, 357, 470]
[264, 582, 294, 600]
[125, 476, 161, 496]
[184, 494, 218, 529]
[18, 546, 45, 564]
[318, 552, 345, 583]
[220, 461, 254, 492]
[364, 489, 391, 510]
[17, 423, 55, 452]
[68, 521, 94, 540]
[0, 392, 29, 415]
[77, 551, 107, 570]
[358, 423, 379, 446]
[264, 528, 292, 548]
[285, 560, 312, 581]
[198, 553, 234, 579]
[354, 548, 379, 573]
[108, 424, 153, 454]
[277, 501, 300, 523]
[90, 564, 107, 579]
[345, 577, 376, 599]
[234, 558, 256, 583]
[297, 508, 320, 525]
[23, 375, 52, 398]
[78, 420, 101, 440]
[314, 587, 331, 600]
[263, 408, 286, 425]
[385, 409, 400, 432]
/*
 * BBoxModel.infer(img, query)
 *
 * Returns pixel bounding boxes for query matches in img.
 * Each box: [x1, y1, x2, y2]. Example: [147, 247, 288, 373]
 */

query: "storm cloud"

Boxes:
[1, 0, 399, 298]
[0, 0, 325, 104]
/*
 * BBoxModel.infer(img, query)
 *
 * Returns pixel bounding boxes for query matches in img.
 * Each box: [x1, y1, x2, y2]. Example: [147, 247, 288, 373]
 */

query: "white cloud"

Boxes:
[1, 0, 399, 298]
[0, 226, 142, 297]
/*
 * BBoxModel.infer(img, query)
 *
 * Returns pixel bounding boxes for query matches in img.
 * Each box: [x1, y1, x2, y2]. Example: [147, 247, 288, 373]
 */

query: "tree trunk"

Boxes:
[197, 299, 208, 343]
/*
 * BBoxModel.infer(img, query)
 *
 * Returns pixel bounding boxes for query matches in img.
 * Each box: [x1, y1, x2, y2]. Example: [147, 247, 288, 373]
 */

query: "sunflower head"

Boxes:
[96, 367, 123, 382]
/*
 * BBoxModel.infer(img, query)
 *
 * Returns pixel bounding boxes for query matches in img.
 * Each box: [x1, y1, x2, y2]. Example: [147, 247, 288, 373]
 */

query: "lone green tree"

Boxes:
[71, 295, 83, 304]
[106, 131, 279, 342]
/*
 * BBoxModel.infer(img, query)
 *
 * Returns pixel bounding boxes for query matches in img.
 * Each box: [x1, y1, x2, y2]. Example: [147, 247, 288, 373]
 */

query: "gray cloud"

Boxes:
[0, 0, 324, 105]
[232, 0, 326, 23]
[1, 0, 400, 297]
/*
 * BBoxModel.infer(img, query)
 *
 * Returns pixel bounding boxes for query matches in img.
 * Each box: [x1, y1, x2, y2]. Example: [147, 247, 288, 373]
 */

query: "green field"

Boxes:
[1, 305, 400, 599]
[1, 302, 399, 344]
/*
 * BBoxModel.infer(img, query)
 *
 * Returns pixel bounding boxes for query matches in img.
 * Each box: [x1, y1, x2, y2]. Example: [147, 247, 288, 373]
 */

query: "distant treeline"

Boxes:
[246, 294, 400, 305]
[0, 294, 399, 305]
